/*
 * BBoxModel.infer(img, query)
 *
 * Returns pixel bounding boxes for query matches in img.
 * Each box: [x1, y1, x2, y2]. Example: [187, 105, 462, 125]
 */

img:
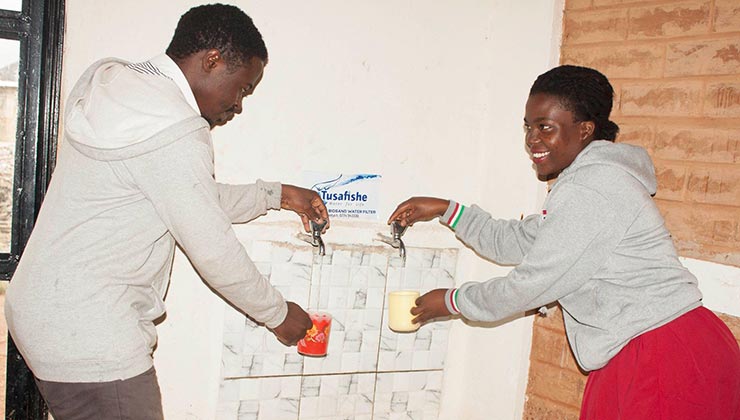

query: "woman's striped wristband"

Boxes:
[444, 288, 461, 315]
[442, 201, 465, 230]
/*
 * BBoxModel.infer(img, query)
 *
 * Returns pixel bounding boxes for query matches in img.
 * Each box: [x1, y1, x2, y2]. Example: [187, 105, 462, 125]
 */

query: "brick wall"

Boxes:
[524, 0, 740, 418]
[523, 307, 585, 420]
[561, 0, 740, 266]
[524, 306, 740, 419]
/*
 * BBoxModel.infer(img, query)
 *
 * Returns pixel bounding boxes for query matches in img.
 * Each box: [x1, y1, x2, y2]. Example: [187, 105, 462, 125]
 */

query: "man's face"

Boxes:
[194, 55, 265, 128]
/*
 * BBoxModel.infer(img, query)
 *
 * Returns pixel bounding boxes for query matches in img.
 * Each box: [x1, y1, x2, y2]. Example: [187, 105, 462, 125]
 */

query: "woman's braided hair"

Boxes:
[166, 4, 268, 69]
[529, 65, 619, 141]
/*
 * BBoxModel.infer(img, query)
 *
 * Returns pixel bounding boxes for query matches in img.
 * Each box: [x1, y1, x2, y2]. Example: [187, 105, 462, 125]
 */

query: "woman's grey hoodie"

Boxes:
[5, 57, 287, 382]
[442, 140, 702, 371]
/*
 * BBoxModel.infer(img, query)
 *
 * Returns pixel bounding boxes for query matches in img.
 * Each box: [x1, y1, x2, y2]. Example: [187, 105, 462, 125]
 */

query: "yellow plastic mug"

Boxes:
[388, 290, 420, 332]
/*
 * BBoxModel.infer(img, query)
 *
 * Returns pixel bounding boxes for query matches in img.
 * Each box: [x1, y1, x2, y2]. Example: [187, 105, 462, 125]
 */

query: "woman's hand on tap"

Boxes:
[387, 197, 450, 227]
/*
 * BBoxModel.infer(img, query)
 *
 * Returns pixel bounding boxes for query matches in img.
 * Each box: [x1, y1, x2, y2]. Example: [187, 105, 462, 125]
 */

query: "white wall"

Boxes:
[61, 1, 740, 419]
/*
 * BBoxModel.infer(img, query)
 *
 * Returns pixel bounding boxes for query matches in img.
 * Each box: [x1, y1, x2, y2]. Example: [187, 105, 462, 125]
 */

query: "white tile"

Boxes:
[427, 351, 446, 370]
[222, 333, 245, 377]
[238, 380, 261, 401]
[369, 252, 388, 268]
[350, 249, 366, 266]
[390, 391, 409, 412]
[292, 249, 315, 266]
[348, 265, 369, 284]
[302, 350, 341, 375]
[219, 379, 240, 403]
[364, 287, 383, 309]
[271, 263, 311, 287]
[224, 310, 248, 334]
[298, 373, 376, 420]
[298, 396, 319, 417]
[342, 329, 362, 352]
[367, 267, 388, 288]
[385, 266, 402, 289]
[328, 265, 351, 286]
[340, 351, 361, 372]
[227, 377, 302, 420]
[413, 329, 433, 351]
[407, 391, 427, 412]
[430, 329, 450, 351]
[411, 352, 430, 370]
[400, 268, 423, 290]
[337, 395, 356, 416]
[439, 249, 458, 273]
[259, 398, 300, 420]
[331, 249, 353, 266]
[418, 249, 438, 269]
[317, 395, 338, 417]
[308, 267, 322, 309]
[388, 253, 405, 268]
[219, 242, 454, 420]
[373, 372, 443, 420]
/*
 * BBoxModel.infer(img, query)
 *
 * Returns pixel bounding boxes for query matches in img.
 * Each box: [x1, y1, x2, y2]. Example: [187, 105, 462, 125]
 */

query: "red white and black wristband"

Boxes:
[444, 288, 461, 315]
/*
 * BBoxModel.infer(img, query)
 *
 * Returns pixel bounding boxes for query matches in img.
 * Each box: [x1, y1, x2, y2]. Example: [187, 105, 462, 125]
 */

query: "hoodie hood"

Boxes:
[560, 140, 657, 195]
[64, 58, 208, 162]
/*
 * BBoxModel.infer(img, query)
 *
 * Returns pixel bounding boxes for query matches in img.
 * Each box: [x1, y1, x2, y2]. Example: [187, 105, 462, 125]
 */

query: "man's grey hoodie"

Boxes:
[5, 56, 287, 382]
[441, 140, 702, 371]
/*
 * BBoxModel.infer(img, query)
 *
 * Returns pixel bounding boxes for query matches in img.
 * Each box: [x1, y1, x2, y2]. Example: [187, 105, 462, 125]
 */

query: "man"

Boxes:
[5, 4, 323, 418]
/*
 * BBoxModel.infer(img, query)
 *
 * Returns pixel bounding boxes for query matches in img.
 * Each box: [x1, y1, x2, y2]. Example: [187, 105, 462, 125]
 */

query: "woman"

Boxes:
[388, 65, 740, 419]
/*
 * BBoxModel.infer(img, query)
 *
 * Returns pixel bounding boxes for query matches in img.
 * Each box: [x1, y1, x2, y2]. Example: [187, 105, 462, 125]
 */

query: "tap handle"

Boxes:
[391, 221, 407, 240]
[310, 220, 327, 256]
[390, 221, 407, 262]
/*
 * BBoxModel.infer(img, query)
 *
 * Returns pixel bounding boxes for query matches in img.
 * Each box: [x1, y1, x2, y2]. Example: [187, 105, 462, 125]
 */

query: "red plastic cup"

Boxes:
[297, 312, 332, 357]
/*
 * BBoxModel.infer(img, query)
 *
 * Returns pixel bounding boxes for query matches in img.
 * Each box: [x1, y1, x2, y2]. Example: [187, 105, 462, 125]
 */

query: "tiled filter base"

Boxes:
[216, 371, 443, 420]
[217, 241, 456, 419]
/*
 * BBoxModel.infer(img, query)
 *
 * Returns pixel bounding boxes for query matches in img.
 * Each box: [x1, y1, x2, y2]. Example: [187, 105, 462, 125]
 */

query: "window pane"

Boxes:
[0, 0, 21, 12]
[0, 38, 18, 253]
[0, 36, 18, 413]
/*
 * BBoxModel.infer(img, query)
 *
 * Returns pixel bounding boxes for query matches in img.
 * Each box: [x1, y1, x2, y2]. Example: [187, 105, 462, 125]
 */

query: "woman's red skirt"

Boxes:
[580, 306, 740, 420]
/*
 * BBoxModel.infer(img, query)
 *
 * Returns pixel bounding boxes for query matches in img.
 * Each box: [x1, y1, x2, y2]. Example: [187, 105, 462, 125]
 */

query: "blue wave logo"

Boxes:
[310, 173, 380, 192]
[311, 174, 380, 202]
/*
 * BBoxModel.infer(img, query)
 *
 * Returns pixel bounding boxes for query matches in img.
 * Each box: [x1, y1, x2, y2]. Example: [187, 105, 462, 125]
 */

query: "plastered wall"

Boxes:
[59, 1, 739, 419]
[62, 1, 562, 419]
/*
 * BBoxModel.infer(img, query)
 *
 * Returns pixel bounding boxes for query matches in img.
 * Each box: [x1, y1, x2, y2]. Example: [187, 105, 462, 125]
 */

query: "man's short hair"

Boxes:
[166, 3, 268, 68]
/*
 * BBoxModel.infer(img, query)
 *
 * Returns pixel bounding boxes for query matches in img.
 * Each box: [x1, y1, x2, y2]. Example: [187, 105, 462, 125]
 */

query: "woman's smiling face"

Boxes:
[524, 93, 594, 181]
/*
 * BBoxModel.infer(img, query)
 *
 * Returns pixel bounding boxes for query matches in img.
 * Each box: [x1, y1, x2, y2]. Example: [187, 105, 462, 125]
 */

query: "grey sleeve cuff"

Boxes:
[444, 288, 461, 314]
[264, 181, 282, 210]
[439, 200, 466, 230]
[439, 200, 458, 227]
[263, 301, 289, 329]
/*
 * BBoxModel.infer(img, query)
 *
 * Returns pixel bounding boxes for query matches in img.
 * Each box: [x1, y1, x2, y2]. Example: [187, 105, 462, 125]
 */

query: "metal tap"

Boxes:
[299, 219, 327, 256]
[391, 221, 407, 261]
[377, 221, 407, 262]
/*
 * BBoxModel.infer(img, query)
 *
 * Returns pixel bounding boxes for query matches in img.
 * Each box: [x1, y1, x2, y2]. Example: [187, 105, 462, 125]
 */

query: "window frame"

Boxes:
[0, 0, 64, 418]
[0, 0, 64, 279]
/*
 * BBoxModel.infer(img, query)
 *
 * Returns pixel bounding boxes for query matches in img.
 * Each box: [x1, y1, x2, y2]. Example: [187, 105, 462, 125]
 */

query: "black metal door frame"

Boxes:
[0, 0, 64, 418]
